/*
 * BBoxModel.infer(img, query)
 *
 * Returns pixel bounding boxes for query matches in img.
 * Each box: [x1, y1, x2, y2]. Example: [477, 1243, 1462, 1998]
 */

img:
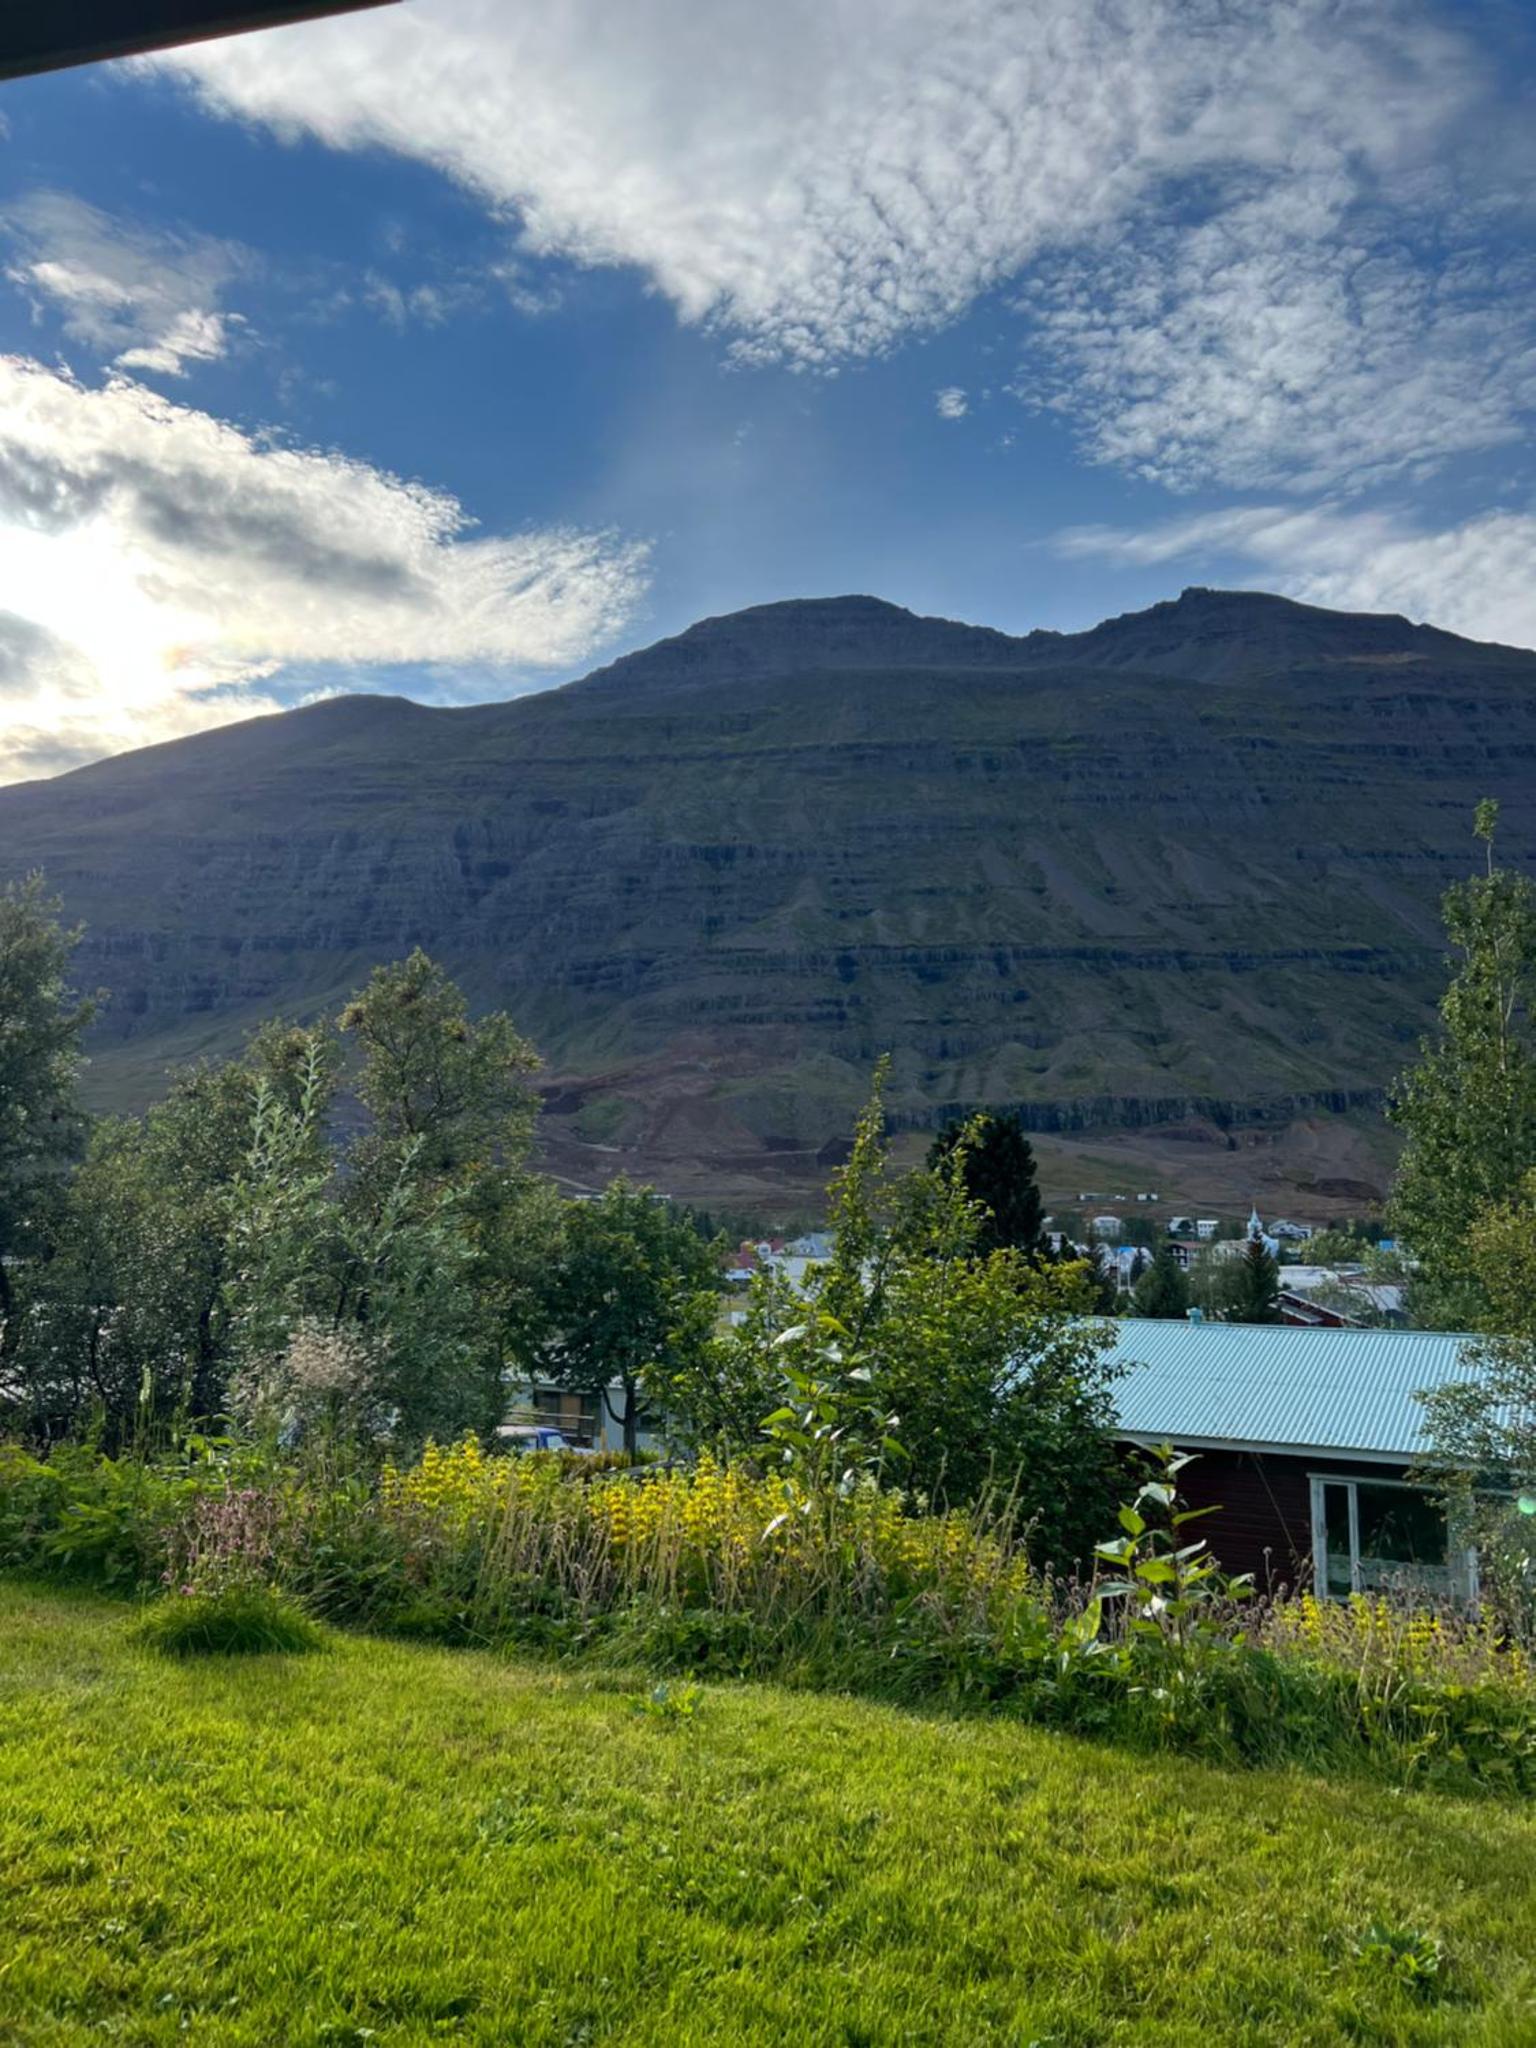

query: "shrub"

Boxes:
[0, 1442, 61, 1564]
[138, 1583, 325, 1657]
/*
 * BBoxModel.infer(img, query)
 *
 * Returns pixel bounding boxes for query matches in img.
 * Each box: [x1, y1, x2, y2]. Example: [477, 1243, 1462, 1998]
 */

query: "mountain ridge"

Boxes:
[2, 584, 1532, 1212]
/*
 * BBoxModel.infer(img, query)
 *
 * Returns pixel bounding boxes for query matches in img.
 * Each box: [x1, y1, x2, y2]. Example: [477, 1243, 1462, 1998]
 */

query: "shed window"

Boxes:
[1310, 1475, 1476, 1602]
[532, 1387, 600, 1446]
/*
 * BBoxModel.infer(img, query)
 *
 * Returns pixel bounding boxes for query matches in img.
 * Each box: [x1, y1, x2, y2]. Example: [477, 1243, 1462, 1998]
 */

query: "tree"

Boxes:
[0, 875, 94, 1356]
[1187, 1242, 1269, 1323]
[1079, 1236, 1120, 1313]
[524, 1181, 722, 1453]
[1228, 1237, 1281, 1324]
[330, 954, 549, 1441]
[1132, 1246, 1190, 1319]
[9, 955, 547, 1449]
[1389, 801, 1536, 1328]
[340, 948, 540, 1179]
[10, 1022, 335, 1441]
[927, 1110, 1044, 1257]
[1416, 1168, 1536, 1641]
[689, 1078, 1122, 1562]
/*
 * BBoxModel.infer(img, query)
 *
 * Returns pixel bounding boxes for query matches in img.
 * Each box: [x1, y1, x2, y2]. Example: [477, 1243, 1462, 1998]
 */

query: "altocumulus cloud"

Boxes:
[0, 358, 648, 781]
[153, 0, 1528, 498]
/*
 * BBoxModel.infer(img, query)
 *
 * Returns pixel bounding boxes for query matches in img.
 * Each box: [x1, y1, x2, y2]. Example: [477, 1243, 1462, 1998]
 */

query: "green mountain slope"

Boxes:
[2, 586, 1532, 1204]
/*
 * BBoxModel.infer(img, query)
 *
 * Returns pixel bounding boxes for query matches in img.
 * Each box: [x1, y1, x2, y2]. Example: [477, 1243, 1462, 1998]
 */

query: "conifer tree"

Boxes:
[1132, 1244, 1190, 1319]
[927, 1110, 1045, 1257]
[1229, 1237, 1281, 1324]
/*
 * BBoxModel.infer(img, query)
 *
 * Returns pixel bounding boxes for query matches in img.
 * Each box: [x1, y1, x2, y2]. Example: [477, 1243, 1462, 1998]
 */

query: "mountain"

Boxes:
[2, 587, 1533, 1211]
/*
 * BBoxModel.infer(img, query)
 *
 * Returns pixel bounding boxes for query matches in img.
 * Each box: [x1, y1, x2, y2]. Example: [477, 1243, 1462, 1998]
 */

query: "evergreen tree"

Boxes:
[1078, 1236, 1119, 1313]
[1229, 1237, 1281, 1324]
[927, 1110, 1044, 1257]
[1132, 1245, 1190, 1319]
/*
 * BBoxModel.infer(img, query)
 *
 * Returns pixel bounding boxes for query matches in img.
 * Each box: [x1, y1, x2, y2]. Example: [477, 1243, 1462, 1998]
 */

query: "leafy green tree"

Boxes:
[688, 1078, 1120, 1561]
[1416, 1168, 1536, 1640]
[1187, 1245, 1247, 1322]
[339, 948, 540, 1179]
[13, 955, 547, 1449]
[525, 1181, 722, 1453]
[1304, 1223, 1380, 1266]
[8, 1022, 333, 1441]
[1390, 801, 1536, 1327]
[1228, 1238, 1281, 1324]
[328, 954, 549, 1440]
[1132, 1245, 1190, 1319]
[0, 876, 95, 1358]
[927, 1109, 1044, 1256]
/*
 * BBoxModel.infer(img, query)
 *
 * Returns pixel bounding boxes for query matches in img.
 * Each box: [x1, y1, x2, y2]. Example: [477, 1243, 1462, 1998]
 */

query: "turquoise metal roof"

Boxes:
[1107, 1318, 1484, 1461]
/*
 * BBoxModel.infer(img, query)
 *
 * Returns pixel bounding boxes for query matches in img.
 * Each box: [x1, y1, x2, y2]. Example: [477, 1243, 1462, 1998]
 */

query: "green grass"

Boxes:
[4, 1584, 1536, 2045]
[135, 1583, 327, 1659]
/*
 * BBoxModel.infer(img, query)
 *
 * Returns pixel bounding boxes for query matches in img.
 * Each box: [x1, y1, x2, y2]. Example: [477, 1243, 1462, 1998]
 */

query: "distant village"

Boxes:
[720, 1205, 1405, 1329]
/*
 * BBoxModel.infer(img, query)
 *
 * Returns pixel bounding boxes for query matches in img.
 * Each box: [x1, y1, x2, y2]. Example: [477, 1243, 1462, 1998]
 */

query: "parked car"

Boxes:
[494, 1424, 594, 1454]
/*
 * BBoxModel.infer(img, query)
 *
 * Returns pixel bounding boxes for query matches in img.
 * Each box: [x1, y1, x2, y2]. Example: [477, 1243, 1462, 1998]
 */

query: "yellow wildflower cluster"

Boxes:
[380, 1436, 505, 1532]
[372, 1441, 1035, 1619]
[1264, 1590, 1531, 1692]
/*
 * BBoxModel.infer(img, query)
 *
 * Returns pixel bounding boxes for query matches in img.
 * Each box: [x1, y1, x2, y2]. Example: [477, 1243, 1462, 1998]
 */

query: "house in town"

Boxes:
[1277, 1289, 1360, 1327]
[1103, 1319, 1483, 1599]
[1277, 1265, 1408, 1326]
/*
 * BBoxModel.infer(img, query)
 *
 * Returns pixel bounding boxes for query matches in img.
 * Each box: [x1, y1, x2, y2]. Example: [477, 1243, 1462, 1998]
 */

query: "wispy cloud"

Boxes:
[1, 191, 251, 378]
[1056, 502, 1536, 650]
[0, 357, 649, 782]
[935, 386, 968, 421]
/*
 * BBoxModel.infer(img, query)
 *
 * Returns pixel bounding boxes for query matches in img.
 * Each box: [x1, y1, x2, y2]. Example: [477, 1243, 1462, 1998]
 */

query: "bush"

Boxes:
[0, 1443, 61, 1564]
[138, 1582, 326, 1657]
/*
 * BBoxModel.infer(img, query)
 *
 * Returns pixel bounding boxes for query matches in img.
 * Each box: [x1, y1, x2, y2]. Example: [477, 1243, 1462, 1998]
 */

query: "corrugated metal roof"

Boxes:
[1107, 1318, 1484, 1460]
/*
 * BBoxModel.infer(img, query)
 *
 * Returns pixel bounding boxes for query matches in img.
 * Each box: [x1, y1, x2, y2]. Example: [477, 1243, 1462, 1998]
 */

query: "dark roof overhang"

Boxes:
[1, 0, 397, 83]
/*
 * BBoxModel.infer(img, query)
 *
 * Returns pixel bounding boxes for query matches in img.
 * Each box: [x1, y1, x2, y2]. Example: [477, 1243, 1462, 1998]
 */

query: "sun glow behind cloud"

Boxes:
[0, 358, 649, 782]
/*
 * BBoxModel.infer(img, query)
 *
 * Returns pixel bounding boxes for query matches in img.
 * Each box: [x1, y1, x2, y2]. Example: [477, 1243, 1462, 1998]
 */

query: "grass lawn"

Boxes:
[4, 1584, 1536, 2046]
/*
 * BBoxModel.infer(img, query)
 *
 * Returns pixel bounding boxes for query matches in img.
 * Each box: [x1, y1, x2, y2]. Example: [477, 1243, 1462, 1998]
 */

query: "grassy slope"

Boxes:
[4, 1588, 1536, 2046]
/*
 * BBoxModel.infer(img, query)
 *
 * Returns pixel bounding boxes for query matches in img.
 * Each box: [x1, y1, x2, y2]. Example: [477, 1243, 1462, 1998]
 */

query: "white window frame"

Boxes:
[1308, 1473, 1478, 1603]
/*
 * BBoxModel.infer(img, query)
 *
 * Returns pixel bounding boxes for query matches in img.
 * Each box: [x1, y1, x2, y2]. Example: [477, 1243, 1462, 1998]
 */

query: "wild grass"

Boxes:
[136, 1582, 326, 1658]
[5, 1435, 1535, 1790]
[4, 1581, 1536, 2046]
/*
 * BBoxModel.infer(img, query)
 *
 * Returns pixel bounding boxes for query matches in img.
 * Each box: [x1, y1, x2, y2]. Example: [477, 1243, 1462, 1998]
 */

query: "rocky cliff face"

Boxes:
[2, 587, 1532, 1197]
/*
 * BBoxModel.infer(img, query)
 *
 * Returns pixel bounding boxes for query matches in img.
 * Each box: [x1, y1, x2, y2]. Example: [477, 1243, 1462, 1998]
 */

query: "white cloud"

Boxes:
[158, 0, 1486, 390]
[1, 191, 249, 377]
[1022, 178, 1536, 491]
[1056, 502, 1536, 649]
[0, 357, 648, 782]
[935, 386, 968, 420]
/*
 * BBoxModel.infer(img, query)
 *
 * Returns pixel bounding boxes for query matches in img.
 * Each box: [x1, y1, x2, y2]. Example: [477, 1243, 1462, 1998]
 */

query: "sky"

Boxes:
[0, 0, 1534, 780]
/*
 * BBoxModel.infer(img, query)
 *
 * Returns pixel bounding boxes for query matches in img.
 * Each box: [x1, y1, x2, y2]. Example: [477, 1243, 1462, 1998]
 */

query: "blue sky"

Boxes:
[0, 0, 1533, 777]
